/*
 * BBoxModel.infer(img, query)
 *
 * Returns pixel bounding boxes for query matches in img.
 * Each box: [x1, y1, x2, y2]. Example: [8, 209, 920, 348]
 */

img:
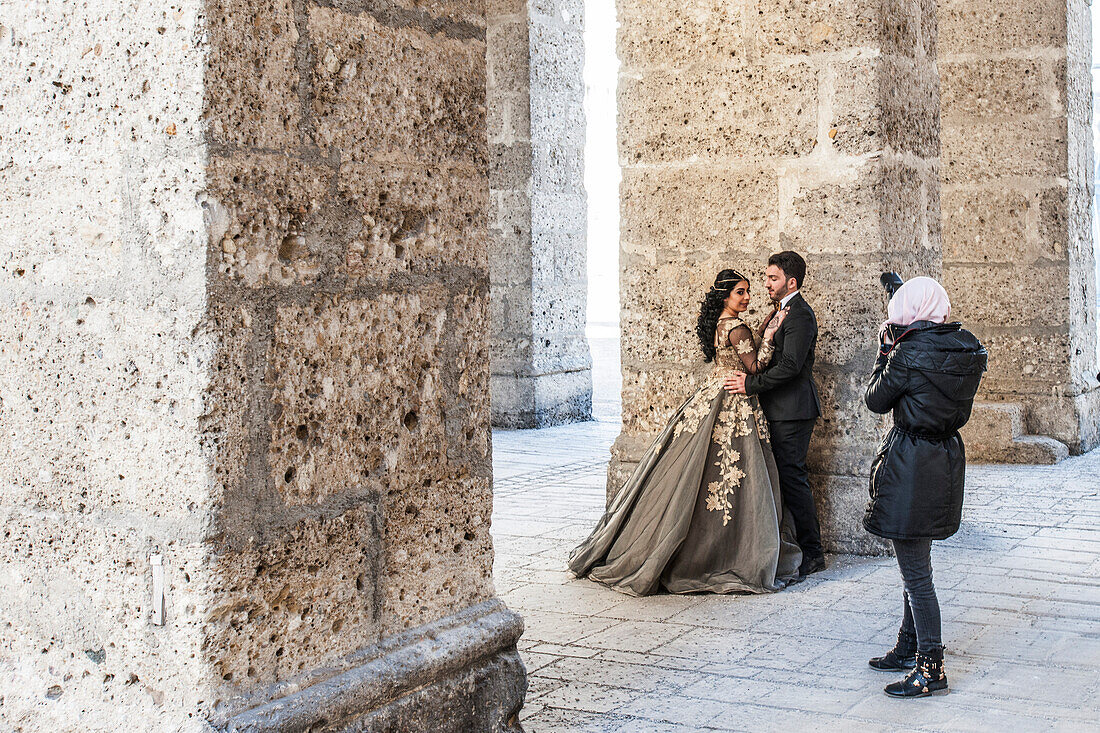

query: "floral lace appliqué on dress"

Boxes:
[703, 318, 773, 525]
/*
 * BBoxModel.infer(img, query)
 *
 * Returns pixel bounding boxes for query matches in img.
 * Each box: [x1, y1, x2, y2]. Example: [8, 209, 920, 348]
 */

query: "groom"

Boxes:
[725, 251, 825, 578]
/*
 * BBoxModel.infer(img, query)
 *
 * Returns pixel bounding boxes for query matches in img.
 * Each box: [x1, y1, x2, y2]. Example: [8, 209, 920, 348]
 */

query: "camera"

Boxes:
[880, 272, 904, 297]
[879, 273, 906, 347]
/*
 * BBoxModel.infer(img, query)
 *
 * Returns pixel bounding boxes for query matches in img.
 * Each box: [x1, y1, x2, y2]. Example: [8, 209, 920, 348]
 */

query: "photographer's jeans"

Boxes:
[893, 538, 942, 653]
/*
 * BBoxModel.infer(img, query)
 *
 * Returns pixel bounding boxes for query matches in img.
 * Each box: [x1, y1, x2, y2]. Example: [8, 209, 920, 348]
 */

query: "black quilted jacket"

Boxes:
[863, 321, 988, 540]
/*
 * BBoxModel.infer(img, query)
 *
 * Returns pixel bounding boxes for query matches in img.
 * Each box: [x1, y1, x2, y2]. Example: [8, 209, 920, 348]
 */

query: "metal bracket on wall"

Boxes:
[151, 552, 165, 626]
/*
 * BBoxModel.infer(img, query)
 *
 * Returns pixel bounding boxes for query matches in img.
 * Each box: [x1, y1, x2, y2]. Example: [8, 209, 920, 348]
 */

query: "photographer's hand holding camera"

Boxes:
[862, 275, 987, 699]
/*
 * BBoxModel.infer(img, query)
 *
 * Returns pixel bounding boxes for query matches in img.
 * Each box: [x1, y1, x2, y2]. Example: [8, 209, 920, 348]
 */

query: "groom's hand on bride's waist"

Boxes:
[724, 373, 747, 394]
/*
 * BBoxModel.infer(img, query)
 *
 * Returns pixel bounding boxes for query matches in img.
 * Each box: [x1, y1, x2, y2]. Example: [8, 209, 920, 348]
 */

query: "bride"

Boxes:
[568, 269, 802, 595]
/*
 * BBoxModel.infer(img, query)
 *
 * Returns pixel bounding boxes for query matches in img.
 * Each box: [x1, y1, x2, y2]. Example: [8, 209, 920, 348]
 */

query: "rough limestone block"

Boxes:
[0, 302, 209, 518]
[530, 16, 584, 102]
[338, 161, 489, 280]
[941, 186, 1038, 263]
[619, 166, 778, 254]
[208, 505, 383, 689]
[268, 294, 451, 506]
[808, 367, 891, 477]
[782, 164, 887, 258]
[940, 58, 1051, 119]
[831, 55, 939, 158]
[385, 0, 487, 27]
[487, 18, 531, 93]
[618, 257, 735, 368]
[617, 0, 743, 71]
[941, 118, 1068, 184]
[380, 476, 494, 634]
[620, 365, 706, 436]
[529, 334, 591, 374]
[811, 474, 890, 555]
[938, 0, 1067, 55]
[309, 6, 486, 166]
[206, 154, 333, 288]
[944, 264, 1070, 328]
[487, 0, 528, 16]
[530, 190, 586, 234]
[205, 0, 299, 148]
[531, 144, 584, 192]
[0, 510, 211, 728]
[201, 298, 254, 511]
[974, 330, 1072, 394]
[801, 257, 892, 367]
[492, 141, 535, 188]
[751, 0, 921, 58]
[618, 63, 817, 164]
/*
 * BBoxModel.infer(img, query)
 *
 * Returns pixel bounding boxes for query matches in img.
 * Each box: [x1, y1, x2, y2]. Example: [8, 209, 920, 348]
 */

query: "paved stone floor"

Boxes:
[492, 420, 1100, 732]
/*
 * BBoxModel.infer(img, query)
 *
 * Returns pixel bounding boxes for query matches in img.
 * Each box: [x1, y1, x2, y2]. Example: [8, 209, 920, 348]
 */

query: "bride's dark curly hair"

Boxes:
[697, 268, 749, 362]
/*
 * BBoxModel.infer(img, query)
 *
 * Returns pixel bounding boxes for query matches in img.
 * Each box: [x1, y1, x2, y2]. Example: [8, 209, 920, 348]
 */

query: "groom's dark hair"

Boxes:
[768, 251, 807, 289]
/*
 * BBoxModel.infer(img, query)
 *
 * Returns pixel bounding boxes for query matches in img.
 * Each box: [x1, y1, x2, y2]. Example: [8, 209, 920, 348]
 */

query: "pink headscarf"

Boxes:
[880, 276, 951, 343]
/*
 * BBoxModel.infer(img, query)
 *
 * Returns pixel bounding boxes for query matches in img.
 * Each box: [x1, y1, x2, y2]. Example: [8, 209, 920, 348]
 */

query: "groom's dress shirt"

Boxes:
[779, 290, 799, 310]
[746, 291, 822, 421]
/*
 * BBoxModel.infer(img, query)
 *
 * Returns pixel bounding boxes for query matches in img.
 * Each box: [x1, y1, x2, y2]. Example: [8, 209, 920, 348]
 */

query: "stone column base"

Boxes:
[491, 370, 593, 428]
[218, 600, 526, 733]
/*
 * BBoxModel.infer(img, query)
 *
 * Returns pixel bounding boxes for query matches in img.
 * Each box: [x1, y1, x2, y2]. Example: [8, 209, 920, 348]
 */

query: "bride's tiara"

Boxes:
[715, 272, 747, 286]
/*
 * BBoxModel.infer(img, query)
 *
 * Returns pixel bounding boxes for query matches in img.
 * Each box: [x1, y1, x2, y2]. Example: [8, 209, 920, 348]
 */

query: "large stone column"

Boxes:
[0, 1, 524, 730]
[488, 0, 591, 428]
[613, 0, 942, 554]
[939, 0, 1099, 455]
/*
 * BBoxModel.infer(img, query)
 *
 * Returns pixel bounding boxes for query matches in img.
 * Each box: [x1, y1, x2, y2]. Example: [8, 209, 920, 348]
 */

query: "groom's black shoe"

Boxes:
[798, 555, 826, 579]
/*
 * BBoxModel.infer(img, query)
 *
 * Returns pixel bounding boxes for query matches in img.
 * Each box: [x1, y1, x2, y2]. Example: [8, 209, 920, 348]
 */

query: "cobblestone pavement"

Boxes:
[491, 420, 1100, 732]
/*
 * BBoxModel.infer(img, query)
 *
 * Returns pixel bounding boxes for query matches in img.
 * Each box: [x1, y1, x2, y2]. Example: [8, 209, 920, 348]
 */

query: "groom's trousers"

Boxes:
[769, 418, 823, 560]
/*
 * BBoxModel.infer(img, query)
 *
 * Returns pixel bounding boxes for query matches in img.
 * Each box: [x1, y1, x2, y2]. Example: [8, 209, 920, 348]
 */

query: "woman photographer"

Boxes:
[863, 277, 987, 698]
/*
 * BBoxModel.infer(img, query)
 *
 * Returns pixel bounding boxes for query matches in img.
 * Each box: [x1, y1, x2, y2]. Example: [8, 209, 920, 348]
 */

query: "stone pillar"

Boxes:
[939, 0, 1100, 454]
[0, 1, 524, 730]
[613, 0, 941, 554]
[488, 0, 591, 428]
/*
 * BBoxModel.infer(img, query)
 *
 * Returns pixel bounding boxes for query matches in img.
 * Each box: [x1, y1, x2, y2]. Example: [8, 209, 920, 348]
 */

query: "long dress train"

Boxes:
[568, 317, 802, 596]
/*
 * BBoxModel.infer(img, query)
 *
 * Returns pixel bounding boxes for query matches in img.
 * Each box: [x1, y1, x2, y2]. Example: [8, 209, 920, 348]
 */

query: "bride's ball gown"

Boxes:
[568, 317, 802, 596]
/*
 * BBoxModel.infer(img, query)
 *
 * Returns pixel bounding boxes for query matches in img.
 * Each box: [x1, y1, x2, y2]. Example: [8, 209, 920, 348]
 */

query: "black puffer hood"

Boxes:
[888, 322, 987, 401]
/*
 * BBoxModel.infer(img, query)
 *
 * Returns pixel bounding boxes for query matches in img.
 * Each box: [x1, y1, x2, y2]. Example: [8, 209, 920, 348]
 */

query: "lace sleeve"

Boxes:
[730, 324, 770, 374]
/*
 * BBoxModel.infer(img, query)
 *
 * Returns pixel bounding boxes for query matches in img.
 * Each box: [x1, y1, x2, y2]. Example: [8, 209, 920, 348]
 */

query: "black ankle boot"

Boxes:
[869, 629, 917, 672]
[884, 646, 948, 698]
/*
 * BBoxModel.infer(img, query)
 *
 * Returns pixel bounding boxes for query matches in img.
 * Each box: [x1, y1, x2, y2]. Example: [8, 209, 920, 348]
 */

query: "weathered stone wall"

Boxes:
[0, 0, 216, 726]
[204, 0, 496, 689]
[613, 0, 942, 554]
[488, 0, 591, 428]
[1, 0, 523, 729]
[939, 0, 1100, 454]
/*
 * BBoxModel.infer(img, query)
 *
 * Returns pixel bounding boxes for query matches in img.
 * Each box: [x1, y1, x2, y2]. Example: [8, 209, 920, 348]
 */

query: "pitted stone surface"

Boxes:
[0, 0, 216, 727]
[268, 294, 449, 507]
[338, 161, 489, 280]
[309, 5, 486, 166]
[206, 154, 332, 288]
[205, 0, 300, 148]
[381, 475, 496, 634]
[208, 505, 383, 688]
[938, 0, 1098, 454]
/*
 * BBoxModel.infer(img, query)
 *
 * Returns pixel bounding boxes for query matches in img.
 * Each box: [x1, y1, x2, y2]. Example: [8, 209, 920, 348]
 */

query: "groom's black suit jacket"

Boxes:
[746, 292, 822, 421]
